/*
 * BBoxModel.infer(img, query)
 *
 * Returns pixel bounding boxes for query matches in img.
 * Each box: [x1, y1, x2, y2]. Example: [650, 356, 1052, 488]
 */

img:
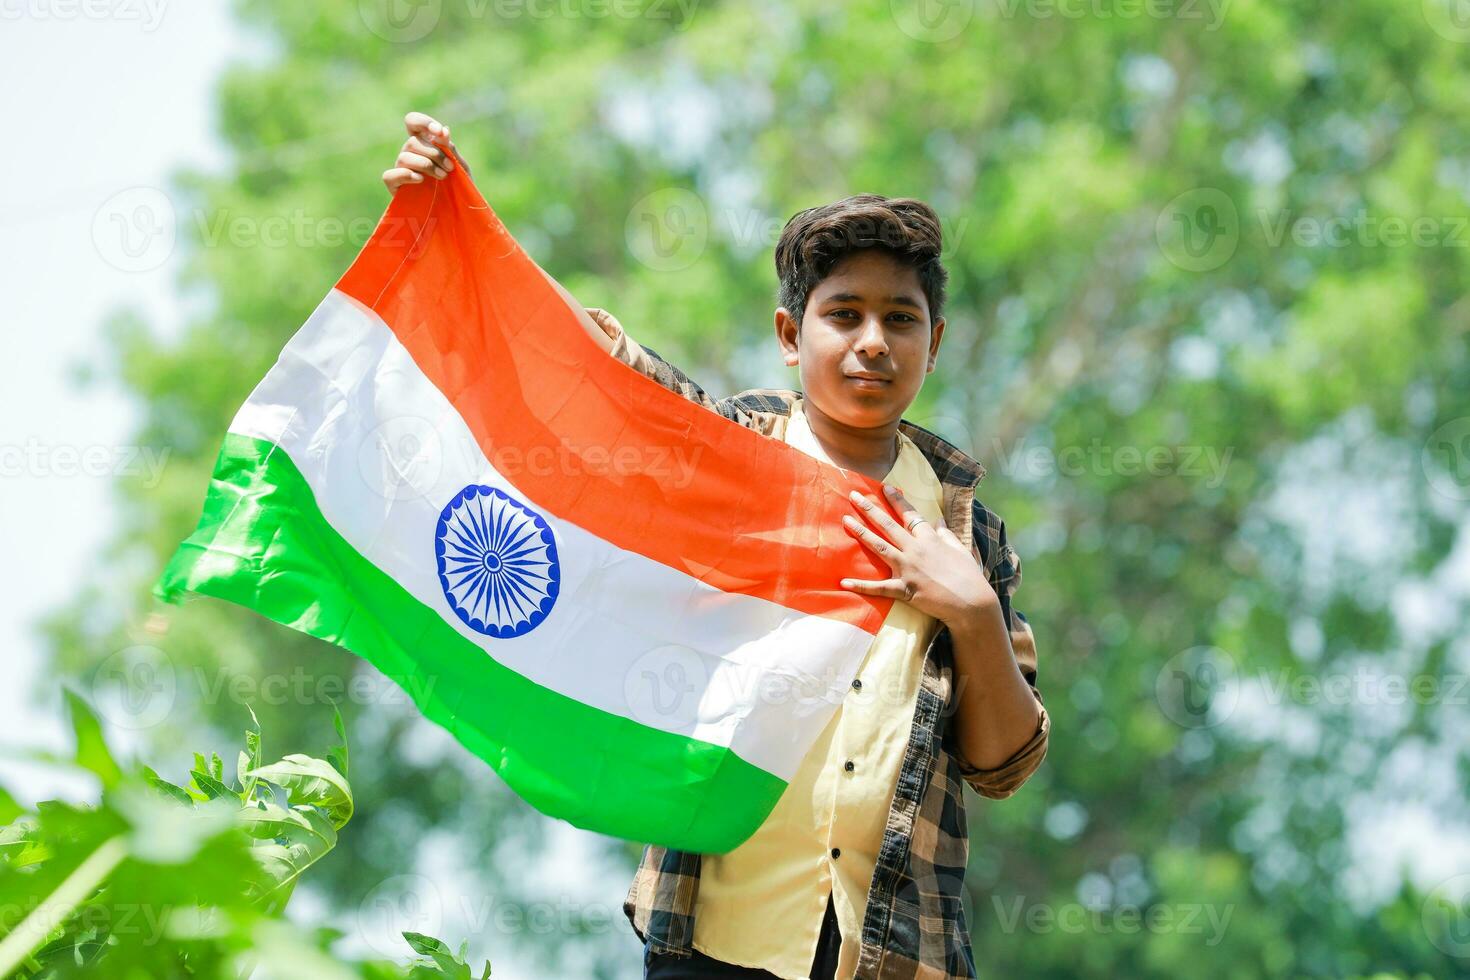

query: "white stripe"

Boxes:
[229, 289, 874, 781]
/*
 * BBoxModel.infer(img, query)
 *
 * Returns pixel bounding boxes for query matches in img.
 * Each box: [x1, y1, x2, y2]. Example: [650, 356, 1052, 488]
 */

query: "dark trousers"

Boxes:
[644, 890, 841, 979]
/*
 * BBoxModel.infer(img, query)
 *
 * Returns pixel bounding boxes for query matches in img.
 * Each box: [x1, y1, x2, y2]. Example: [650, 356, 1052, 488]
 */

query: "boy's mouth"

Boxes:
[845, 372, 892, 390]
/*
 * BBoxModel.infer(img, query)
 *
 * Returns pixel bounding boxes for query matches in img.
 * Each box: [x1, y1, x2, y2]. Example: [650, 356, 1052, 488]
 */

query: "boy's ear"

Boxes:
[927, 315, 946, 372]
[775, 307, 800, 366]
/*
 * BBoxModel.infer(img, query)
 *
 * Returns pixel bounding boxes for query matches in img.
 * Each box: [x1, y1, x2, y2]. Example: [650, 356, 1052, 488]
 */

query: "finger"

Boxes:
[404, 135, 454, 172]
[841, 513, 898, 565]
[406, 134, 466, 173]
[396, 150, 448, 179]
[880, 484, 930, 534]
[404, 111, 447, 142]
[848, 489, 907, 539]
[383, 167, 425, 191]
[838, 576, 907, 599]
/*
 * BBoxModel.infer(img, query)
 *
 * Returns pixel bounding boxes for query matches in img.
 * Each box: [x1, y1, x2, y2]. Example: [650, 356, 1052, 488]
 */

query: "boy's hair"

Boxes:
[774, 193, 949, 329]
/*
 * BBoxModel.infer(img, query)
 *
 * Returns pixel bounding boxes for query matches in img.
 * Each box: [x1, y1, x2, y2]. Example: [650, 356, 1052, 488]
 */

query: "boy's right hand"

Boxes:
[382, 114, 617, 356]
[382, 111, 465, 193]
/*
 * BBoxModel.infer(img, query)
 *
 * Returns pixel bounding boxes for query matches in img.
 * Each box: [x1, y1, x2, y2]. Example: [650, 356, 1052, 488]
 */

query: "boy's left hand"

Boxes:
[839, 485, 997, 629]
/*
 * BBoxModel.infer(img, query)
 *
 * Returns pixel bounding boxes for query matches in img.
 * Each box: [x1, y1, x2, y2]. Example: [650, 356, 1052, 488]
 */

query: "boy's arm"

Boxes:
[532, 261, 618, 355]
[577, 305, 771, 435]
[948, 512, 1050, 800]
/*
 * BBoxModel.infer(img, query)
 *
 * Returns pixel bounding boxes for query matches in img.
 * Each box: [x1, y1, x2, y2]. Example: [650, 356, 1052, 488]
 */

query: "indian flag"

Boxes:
[154, 156, 907, 853]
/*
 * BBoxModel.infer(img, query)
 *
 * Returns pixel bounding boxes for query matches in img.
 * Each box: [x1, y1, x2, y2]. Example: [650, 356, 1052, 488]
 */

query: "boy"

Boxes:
[385, 113, 1050, 980]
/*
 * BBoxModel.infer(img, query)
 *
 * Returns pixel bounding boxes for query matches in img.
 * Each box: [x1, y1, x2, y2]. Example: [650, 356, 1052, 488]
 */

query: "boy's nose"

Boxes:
[854, 318, 890, 356]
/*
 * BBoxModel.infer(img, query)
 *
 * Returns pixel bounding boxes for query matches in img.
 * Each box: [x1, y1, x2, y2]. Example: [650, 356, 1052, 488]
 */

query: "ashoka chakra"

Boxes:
[434, 484, 560, 638]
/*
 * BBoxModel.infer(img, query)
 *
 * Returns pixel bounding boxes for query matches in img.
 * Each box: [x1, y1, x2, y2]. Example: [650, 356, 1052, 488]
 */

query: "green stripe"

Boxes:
[155, 432, 784, 854]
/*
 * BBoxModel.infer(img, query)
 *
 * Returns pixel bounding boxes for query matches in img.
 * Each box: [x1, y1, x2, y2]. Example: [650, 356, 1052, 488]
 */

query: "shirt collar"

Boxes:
[729, 388, 987, 490]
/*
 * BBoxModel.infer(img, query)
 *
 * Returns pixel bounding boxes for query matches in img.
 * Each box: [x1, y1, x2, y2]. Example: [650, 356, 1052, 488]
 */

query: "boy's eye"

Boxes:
[827, 309, 916, 323]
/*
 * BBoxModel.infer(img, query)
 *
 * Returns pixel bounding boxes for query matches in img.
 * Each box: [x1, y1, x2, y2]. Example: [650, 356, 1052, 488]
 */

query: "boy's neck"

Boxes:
[797, 392, 902, 482]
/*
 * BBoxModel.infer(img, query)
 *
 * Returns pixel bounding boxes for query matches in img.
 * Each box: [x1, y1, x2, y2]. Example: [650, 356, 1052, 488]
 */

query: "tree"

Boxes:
[45, 0, 1469, 975]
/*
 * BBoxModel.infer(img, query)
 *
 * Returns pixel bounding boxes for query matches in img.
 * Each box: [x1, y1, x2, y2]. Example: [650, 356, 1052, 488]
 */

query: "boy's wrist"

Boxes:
[944, 594, 1007, 649]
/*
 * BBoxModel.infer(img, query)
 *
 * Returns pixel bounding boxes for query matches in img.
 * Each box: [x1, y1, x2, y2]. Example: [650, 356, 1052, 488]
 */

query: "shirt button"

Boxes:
[831, 847, 842, 859]
[851, 678, 862, 690]
[843, 760, 855, 772]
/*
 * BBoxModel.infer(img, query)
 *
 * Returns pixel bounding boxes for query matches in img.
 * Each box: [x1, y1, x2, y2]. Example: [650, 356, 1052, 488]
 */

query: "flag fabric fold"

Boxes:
[155, 157, 906, 853]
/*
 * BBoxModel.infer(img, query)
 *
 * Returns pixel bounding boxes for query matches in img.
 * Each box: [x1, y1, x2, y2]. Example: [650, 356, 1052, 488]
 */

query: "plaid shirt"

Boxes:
[593, 311, 1051, 979]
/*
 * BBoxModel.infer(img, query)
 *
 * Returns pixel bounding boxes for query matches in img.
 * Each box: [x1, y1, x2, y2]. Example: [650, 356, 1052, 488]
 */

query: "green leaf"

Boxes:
[327, 705, 349, 780]
[245, 755, 353, 829]
[403, 932, 450, 957]
[239, 706, 264, 800]
[237, 800, 334, 846]
[141, 765, 194, 807]
[242, 804, 338, 911]
[399, 934, 479, 975]
[189, 769, 237, 802]
[0, 818, 48, 868]
[245, 705, 262, 752]
[63, 689, 122, 788]
[0, 785, 21, 826]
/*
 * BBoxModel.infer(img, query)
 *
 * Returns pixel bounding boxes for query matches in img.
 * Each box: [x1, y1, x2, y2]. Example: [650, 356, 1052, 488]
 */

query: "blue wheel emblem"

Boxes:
[435, 485, 560, 637]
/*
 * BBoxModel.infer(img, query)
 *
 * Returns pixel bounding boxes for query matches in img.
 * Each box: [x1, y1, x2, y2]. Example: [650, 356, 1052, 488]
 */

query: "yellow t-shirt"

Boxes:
[691, 395, 945, 980]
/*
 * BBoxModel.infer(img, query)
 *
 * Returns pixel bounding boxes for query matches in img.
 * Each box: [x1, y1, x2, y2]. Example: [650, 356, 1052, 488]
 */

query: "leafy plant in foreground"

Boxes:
[0, 692, 490, 978]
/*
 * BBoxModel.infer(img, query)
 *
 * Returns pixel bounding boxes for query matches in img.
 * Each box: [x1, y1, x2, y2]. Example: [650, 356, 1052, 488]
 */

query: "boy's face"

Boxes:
[776, 248, 945, 430]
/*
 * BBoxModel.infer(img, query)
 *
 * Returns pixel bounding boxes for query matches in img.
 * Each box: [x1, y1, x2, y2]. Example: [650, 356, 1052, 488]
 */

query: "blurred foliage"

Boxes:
[34, 0, 1470, 976]
[0, 694, 489, 978]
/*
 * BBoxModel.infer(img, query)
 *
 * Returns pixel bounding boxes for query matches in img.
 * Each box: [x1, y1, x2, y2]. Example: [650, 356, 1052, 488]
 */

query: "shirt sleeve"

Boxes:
[584, 308, 769, 434]
[952, 513, 1051, 800]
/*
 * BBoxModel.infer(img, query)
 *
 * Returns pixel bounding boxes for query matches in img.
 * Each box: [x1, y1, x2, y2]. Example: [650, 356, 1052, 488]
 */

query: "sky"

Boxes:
[0, 2, 235, 794]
